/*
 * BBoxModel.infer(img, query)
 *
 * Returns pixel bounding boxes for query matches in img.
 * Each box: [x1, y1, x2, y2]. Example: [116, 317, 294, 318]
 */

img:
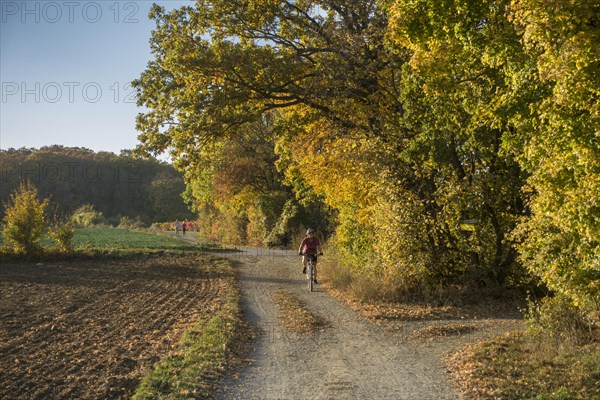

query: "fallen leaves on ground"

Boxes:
[272, 290, 327, 334]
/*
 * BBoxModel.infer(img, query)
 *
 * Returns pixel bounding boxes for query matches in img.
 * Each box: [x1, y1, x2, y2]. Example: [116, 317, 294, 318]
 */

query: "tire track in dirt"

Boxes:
[214, 250, 461, 400]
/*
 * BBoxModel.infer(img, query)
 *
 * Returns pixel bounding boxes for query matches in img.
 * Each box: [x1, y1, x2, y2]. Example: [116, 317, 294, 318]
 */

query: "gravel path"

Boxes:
[214, 249, 467, 400]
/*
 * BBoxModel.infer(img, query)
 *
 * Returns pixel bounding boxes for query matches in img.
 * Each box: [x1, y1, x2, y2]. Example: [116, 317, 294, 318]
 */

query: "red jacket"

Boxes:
[300, 237, 320, 254]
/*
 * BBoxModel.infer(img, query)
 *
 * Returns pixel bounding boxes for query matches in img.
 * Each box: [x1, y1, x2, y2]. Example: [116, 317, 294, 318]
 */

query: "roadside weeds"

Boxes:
[446, 331, 600, 399]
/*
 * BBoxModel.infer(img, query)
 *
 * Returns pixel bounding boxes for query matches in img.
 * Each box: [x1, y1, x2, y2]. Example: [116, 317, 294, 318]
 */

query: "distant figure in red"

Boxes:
[182, 220, 188, 236]
[298, 228, 322, 284]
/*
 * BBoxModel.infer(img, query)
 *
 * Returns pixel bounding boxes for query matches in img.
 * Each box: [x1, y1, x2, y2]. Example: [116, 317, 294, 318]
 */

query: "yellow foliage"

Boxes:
[1, 181, 49, 254]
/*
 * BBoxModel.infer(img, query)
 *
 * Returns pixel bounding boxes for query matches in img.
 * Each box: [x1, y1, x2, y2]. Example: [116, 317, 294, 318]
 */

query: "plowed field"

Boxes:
[0, 255, 234, 399]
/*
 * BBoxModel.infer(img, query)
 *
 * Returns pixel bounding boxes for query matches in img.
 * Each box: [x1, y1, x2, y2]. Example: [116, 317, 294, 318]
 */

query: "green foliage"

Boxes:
[134, 0, 527, 287]
[387, 0, 527, 287]
[73, 227, 212, 252]
[265, 199, 299, 247]
[147, 171, 191, 223]
[526, 295, 597, 346]
[134, 0, 598, 338]
[48, 219, 76, 253]
[149, 221, 176, 231]
[507, 0, 600, 332]
[177, 114, 328, 247]
[71, 204, 106, 227]
[134, 313, 238, 399]
[0, 146, 194, 225]
[117, 215, 145, 229]
[1, 181, 49, 254]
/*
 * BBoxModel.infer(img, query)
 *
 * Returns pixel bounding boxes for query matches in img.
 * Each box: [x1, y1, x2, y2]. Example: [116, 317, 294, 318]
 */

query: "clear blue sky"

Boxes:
[1, 0, 192, 154]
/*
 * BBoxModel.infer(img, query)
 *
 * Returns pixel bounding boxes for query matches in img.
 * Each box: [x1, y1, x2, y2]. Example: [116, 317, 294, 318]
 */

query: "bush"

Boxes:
[1, 181, 49, 255]
[526, 294, 597, 346]
[48, 220, 76, 253]
[117, 216, 145, 229]
[149, 222, 170, 231]
[71, 204, 106, 227]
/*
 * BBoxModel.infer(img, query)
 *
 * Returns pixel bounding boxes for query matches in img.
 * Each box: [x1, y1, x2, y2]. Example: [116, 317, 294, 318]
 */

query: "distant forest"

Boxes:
[0, 146, 194, 224]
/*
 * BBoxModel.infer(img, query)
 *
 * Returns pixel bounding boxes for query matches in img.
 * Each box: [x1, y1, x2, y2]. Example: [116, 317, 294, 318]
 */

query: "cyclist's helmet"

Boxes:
[306, 228, 315, 235]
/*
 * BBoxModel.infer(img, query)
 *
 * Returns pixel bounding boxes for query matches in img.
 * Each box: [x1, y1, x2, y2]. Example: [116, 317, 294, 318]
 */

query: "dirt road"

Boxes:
[214, 249, 466, 400]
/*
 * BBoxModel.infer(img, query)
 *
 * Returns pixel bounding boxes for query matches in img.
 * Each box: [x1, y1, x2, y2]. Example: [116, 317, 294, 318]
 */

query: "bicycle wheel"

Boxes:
[308, 262, 313, 292]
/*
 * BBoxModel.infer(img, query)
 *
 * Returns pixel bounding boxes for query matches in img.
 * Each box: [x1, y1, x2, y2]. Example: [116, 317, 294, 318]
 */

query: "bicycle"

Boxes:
[300, 252, 322, 292]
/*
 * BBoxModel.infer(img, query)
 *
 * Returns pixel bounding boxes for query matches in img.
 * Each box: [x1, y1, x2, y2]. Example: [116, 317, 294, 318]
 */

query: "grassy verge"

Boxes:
[273, 289, 327, 334]
[132, 259, 242, 399]
[447, 331, 600, 399]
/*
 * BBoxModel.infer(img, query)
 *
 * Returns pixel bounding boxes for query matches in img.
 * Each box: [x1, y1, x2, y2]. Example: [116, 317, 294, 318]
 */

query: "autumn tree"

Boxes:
[1, 181, 49, 255]
[185, 115, 289, 245]
[382, 0, 532, 286]
[508, 0, 600, 326]
[133, 1, 396, 248]
[133, 0, 535, 293]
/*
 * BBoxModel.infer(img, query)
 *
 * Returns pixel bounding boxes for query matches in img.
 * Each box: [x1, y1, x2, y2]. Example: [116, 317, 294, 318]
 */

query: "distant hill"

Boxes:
[0, 146, 195, 224]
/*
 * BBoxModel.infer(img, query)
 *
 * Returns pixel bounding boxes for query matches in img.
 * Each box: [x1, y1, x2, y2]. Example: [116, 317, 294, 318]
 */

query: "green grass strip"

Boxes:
[132, 262, 240, 400]
[73, 227, 216, 252]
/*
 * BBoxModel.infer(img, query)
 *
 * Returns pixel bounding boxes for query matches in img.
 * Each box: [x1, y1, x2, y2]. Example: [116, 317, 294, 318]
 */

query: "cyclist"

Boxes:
[298, 228, 322, 284]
